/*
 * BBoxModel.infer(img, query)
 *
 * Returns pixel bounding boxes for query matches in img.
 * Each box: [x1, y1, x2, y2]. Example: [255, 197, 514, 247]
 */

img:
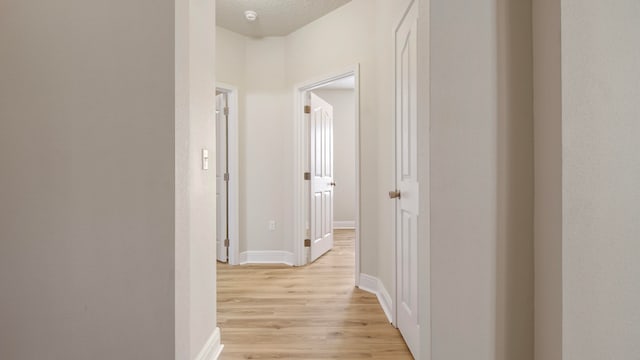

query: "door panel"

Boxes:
[395, 1, 420, 357]
[310, 93, 334, 262]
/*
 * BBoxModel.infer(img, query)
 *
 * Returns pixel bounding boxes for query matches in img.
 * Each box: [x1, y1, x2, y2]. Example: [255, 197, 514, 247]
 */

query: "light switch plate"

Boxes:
[202, 149, 209, 170]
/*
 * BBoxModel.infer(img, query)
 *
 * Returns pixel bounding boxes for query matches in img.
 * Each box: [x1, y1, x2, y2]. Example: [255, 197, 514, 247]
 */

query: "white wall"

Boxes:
[430, 0, 498, 356]
[175, 0, 218, 358]
[534, 2, 640, 359]
[216, 27, 246, 89]
[0, 0, 176, 358]
[430, 0, 533, 359]
[216, 31, 290, 253]
[243, 37, 289, 252]
[561, 1, 640, 358]
[311, 89, 357, 225]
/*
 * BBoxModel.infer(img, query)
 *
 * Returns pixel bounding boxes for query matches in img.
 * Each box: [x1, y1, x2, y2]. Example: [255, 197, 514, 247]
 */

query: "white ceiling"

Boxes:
[216, 0, 353, 38]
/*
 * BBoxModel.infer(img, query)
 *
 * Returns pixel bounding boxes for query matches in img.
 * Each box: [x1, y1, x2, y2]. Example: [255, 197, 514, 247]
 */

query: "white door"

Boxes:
[309, 93, 335, 262]
[216, 93, 228, 262]
[393, 1, 420, 357]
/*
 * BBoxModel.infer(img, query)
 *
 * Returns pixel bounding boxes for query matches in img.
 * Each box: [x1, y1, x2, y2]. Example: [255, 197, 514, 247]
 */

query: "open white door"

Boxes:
[216, 93, 228, 262]
[393, 1, 420, 357]
[309, 93, 335, 262]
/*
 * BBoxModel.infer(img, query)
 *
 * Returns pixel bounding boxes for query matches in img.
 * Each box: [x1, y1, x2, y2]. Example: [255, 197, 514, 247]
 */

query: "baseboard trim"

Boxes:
[239, 251, 295, 266]
[358, 273, 379, 293]
[333, 220, 356, 229]
[358, 273, 394, 324]
[194, 327, 223, 360]
[377, 280, 393, 323]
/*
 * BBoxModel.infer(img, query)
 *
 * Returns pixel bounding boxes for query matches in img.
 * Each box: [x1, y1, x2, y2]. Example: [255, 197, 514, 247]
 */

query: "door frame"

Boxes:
[415, 0, 431, 355]
[216, 83, 240, 265]
[292, 65, 361, 285]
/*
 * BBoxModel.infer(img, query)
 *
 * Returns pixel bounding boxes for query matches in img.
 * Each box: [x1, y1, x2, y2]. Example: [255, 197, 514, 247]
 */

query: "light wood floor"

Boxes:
[217, 229, 413, 359]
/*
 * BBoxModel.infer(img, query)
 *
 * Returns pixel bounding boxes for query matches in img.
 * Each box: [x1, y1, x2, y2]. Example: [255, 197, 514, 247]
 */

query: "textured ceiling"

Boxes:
[216, 0, 353, 37]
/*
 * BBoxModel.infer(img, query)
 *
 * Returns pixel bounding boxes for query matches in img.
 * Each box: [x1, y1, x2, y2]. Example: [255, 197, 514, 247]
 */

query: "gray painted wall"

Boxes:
[430, 0, 534, 358]
[533, 0, 563, 359]
[534, 1, 640, 359]
[562, 1, 640, 358]
[0, 0, 175, 359]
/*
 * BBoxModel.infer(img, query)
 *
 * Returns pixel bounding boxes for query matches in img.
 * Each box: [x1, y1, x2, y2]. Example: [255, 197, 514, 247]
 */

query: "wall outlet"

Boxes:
[268, 220, 276, 231]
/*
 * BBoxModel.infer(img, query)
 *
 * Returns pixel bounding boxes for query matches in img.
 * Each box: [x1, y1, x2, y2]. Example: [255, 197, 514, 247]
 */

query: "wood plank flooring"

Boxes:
[217, 229, 413, 359]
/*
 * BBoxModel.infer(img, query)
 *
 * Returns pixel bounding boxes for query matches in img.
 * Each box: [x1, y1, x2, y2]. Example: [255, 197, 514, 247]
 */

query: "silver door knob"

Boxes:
[389, 190, 401, 199]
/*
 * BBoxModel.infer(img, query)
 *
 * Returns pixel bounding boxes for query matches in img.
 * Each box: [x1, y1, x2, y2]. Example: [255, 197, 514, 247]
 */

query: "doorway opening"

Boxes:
[215, 84, 239, 265]
[293, 66, 361, 285]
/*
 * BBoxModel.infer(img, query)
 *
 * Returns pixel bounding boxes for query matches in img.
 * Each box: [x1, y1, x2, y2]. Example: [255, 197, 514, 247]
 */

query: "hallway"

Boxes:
[217, 230, 413, 359]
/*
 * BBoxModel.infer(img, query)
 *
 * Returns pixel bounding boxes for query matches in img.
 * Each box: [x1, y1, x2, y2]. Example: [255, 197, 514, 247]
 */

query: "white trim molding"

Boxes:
[357, 273, 379, 293]
[216, 83, 240, 265]
[333, 221, 356, 229]
[194, 327, 223, 360]
[239, 251, 295, 266]
[293, 64, 361, 278]
[358, 273, 394, 324]
[377, 280, 393, 324]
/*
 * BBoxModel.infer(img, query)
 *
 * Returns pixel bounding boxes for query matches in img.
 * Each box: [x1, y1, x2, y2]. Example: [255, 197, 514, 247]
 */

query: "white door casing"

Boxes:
[394, 1, 420, 357]
[293, 67, 359, 273]
[309, 93, 335, 262]
[215, 93, 228, 262]
[216, 83, 240, 265]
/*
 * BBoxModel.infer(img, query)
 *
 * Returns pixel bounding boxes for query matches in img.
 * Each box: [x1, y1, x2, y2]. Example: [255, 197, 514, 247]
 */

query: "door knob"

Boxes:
[330, 182, 336, 186]
[389, 190, 401, 199]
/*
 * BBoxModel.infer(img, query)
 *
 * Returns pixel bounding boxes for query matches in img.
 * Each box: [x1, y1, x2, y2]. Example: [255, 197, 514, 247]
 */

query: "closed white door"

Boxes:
[309, 93, 335, 262]
[216, 93, 228, 263]
[394, 1, 420, 357]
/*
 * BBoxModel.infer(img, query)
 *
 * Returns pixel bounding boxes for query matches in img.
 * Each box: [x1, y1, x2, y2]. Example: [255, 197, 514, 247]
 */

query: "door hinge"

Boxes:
[304, 105, 311, 114]
[224, 238, 229, 247]
[304, 239, 311, 247]
[224, 173, 229, 182]
[224, 107, 229, 116]
[304, 172, 311, 181]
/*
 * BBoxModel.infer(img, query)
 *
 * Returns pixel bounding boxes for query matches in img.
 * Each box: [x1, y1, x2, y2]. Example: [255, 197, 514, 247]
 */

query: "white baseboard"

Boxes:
[377, 281, 393, 323]
[358, 273, 394, 324]
[239, 251, 295, 266]
[333, 220, 356, 229]
[358, 273, 379, 293]
[194, 327, 223, 360]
